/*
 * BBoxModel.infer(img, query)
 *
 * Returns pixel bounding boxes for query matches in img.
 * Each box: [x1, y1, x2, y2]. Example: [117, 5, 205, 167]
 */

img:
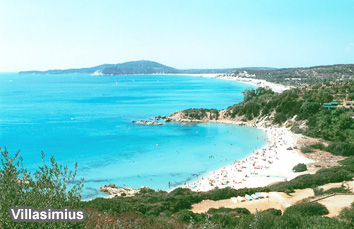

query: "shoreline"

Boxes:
[178, 121, 313, 192]
[165, 72, 311, 193]
[99, 75, 309, 198]
[172, 75, 309, 192]
[180, 73, 292, 93]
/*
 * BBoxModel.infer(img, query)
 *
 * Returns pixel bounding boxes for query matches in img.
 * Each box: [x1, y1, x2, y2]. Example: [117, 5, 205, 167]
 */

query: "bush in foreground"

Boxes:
[284, 202, 329, 217]
[262, 208, 282, 216]
[207, 207, 250, 215]
[0, 148, 84, 228]
[339, 201, 354, 224]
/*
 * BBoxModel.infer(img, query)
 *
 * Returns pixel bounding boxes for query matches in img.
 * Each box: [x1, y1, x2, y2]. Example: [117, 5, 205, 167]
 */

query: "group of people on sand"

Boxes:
[183, 127, 290, 192]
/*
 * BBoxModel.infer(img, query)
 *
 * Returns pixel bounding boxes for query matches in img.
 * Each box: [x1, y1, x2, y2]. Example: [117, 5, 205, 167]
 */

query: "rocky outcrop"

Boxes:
[134, 120, 163, 125]
[100, 184, 140, 197]
[166, 109, 278, 129]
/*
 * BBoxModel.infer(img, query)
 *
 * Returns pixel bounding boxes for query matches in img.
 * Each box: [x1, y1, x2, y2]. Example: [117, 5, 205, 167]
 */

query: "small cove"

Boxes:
[0, 73, 266, 199]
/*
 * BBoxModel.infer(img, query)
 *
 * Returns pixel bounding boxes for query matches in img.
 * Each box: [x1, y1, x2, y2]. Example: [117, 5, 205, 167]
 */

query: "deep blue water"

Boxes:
[0, 73, 266, 199]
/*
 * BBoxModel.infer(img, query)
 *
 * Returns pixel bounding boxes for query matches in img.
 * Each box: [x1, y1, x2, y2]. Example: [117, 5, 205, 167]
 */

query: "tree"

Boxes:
[242, 87, 274, 102]
[292, 163, 307, 172]
[0, 148, 84, 228]
[300, 101, 321, 115]
[284, 202, 329, 216]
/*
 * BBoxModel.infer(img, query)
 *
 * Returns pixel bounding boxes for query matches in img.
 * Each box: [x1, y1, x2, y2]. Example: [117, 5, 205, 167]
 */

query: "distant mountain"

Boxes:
[99, 60, 177, 75]
[19, 60, 274, 75]
[19, 61, 176, 75]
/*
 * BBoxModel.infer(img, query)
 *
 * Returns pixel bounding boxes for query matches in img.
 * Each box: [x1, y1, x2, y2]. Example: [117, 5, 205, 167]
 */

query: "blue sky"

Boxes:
[0, 0, 353, 71]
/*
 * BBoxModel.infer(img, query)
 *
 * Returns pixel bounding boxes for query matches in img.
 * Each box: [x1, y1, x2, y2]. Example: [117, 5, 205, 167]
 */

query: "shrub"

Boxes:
[324, 186, 351, 194]
[210, 213, 243, 228]
[249, 211, 277, 228]
[313, 186, 350, 196]
[293, 163, 307, 172]
[291, 123, 304, 134]
[309, 143, 326, 150]
[284, 202, 329, 216]
[138, 187, 155, 194]
[313, 188, 325, 196]
[338, 201, 354, 223]
[301, 146, 314, 153]
[0, 148, 84, 228]
[177, 210, 204, 223]
[261, 208, 282, 216]
[170, 187, 193, 196]
[327, 141, 354, 156]
[207, 207, 250, 215]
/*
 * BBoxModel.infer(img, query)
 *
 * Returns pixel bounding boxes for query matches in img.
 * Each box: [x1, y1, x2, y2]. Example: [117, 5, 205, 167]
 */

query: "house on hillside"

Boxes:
[323, 93, 354, 110]
[322, 102, 338, 109]
[337, 93, 354, 110]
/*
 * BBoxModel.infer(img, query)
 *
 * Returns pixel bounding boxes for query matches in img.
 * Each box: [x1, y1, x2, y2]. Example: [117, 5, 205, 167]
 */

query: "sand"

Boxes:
[191, 189, 315, 214]
[191, 186, 354, 216]
[217, 76, 293, 93]
[181, 73, 292, 93]
[169, 74, 311, 193]
[180, 125, 313, 192]
[317, 195, 354, 217]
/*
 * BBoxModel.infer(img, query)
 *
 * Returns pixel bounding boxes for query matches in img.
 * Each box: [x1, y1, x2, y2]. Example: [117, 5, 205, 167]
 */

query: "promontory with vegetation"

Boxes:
[169, 81, 354, 157]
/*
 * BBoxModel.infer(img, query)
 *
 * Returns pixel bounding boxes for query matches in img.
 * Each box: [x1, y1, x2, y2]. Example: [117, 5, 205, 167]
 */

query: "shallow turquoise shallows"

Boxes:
[0, 73, 266, 199]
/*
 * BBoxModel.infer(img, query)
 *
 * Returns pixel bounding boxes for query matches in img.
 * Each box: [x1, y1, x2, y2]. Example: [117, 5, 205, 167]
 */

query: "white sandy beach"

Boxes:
[220, 76, 293, 93]
[167, 75, 309, 192]
[181, 73, 292, 93]
[180, 124, 312, 192]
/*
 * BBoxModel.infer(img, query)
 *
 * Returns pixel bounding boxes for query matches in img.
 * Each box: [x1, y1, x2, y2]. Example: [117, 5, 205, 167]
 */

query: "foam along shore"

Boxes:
[181, 125, 313, 192]
[180, 73, 292, 93]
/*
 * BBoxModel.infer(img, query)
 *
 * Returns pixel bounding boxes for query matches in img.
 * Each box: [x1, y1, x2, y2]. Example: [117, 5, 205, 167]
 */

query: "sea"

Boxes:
[0, 73, 267, 199]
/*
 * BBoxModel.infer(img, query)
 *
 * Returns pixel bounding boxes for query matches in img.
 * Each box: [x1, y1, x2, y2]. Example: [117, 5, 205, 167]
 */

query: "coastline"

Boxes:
[99, 75, 310, 198]
[100, 120, 314, 198]
[166, 75, 311, 193]
[179, 121, 313, 192]
[179, 73, 292, 93]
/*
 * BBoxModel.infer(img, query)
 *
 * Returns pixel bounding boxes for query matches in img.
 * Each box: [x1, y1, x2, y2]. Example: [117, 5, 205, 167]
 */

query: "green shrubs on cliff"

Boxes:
[226, 82, 354, 156]
[182, 108, 219, 120]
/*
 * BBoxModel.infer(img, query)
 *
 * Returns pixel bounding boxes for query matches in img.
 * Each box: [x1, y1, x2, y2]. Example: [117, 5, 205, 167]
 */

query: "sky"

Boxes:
[0, 0, 354, 72]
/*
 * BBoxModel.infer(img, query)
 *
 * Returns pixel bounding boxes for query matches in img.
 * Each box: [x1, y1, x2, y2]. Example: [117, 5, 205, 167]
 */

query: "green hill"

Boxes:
[231, 64, 354, 84]
[18, 60, 272, 75]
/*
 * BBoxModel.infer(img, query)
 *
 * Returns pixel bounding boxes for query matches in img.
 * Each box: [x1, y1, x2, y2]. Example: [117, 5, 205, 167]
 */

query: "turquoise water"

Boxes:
[0, 73, 266, 199]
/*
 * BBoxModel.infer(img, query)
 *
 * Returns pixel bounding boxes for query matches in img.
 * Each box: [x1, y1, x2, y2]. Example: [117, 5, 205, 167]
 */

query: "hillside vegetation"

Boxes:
[180, 81, 354, 157]
[2, 146, 354, 228]
[231, 64, 354, 85]
[82, 157, 354, 228]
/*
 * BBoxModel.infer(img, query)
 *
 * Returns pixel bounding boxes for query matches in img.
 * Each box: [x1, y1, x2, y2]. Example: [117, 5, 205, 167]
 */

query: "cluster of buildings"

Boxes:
[322, 94, 354, 110]
[229, 71, 256, 78]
